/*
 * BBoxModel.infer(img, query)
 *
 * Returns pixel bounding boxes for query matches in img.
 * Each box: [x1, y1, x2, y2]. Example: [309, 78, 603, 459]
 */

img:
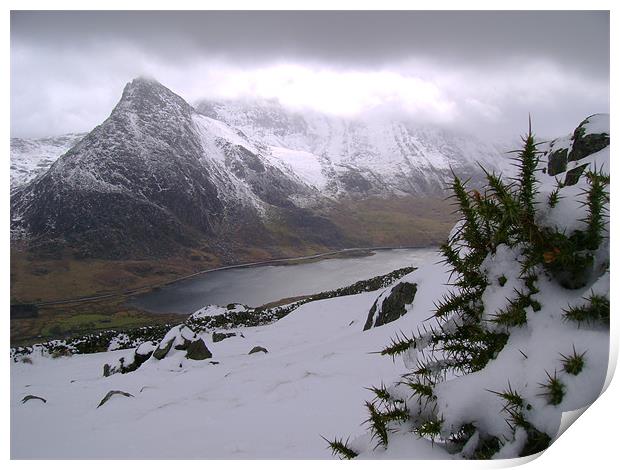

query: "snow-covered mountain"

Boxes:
[10, 77, 510, 259]
[10, 133, 86, 189]
[10, 78, 344, 258]
[196, 98, 511, 196]
[11, 87, 512, 198]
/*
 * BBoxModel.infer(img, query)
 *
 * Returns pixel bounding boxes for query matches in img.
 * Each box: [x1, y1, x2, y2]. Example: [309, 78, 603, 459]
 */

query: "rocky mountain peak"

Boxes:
[112, 77, 193, 124]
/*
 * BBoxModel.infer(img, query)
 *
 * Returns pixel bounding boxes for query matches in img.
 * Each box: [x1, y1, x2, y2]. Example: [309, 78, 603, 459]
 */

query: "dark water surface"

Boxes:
[127, 248, 439, 314]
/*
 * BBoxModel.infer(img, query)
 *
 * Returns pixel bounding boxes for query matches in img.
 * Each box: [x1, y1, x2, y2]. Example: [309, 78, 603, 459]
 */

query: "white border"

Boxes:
[2, 2, 616, 469]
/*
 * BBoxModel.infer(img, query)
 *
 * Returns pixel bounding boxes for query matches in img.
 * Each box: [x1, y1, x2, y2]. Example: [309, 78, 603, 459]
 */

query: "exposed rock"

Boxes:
[185, 338, 213, 360]
[97, 390, 134, 408]
[564, 164, 589, 187]
[152, 338, 174, 360]
[248, 346, 268, 355]
[21, 394, 46, 404]
[547, 114, 610, 185]
[152, 325, 197, 360]
[569, 115, 610, 163]
[547, 146, 568, 176]
[174, 337, 192, 351]
[364, 282, 418, 330]
[102, 342, 155, 377]
[135, 341, 157, 361]
[212, 331, 236, 343]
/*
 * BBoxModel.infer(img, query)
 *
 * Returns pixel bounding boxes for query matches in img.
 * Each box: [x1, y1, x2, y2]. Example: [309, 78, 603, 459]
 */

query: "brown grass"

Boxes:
[10, 195, 455, 346]
[322, 196, 456, 247]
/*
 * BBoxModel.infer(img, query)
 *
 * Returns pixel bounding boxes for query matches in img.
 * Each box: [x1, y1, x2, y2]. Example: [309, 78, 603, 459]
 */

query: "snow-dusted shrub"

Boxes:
[328, 119, 610, 460]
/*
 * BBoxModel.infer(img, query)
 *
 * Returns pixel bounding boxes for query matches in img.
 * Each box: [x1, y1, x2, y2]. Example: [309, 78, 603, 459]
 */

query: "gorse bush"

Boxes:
[327, 122, 610, 459]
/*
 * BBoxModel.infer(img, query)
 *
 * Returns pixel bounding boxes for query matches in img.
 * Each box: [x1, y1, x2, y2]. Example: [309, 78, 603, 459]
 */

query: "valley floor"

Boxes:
[11, 285, 447, 459]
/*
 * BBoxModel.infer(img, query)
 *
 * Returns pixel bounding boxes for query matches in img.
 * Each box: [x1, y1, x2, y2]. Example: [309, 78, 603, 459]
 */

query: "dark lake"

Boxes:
[127, 248, 440, 314]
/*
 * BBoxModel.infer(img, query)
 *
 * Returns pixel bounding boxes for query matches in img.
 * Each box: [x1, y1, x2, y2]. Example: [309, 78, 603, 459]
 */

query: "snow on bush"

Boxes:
[327, 116, 610, 460]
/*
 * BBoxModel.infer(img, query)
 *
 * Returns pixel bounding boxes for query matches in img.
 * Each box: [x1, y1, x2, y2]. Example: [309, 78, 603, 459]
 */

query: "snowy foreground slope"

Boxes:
[328, 114, 611, 459]
[10, 114, 610, 460]
[11, 271, 447, 459]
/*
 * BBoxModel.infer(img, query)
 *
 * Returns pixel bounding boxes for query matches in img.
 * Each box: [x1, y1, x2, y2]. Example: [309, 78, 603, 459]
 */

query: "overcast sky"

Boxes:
[11, 11, 609, 139]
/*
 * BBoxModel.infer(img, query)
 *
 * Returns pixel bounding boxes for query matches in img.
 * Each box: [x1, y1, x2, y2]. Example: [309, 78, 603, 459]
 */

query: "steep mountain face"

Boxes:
[10, 133, 86, 189]
[10, 78, 343, 259]
[10, 78, 510, 261]
[195, 98, 510, 197]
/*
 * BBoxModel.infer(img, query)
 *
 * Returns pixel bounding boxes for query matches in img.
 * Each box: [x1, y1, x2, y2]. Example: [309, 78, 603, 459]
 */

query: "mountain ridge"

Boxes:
[11, 77, 509, 261]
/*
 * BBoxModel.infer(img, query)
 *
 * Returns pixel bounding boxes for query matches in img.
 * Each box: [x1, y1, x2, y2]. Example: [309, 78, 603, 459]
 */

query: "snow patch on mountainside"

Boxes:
[193, 113, 260, 161]
[10, 133, 86, 189]
[266, 146, 328, 190]
[196, 98, 514, 196]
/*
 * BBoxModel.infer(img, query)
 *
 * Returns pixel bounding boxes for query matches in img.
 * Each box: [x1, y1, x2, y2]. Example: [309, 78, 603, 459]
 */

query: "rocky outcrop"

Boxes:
[103, 341, 156, 376]
[569, 116, 610, 162]
[364, 282, 418, 330]
[185, 339, 213, 360]
[547, 114, 610, 184]
[151, 325, 213, 361]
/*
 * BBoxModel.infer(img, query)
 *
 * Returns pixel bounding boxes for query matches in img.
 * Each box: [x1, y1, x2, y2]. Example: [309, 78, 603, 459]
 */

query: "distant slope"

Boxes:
[10, 133, 86, 189]
[196, 98, 512, 197]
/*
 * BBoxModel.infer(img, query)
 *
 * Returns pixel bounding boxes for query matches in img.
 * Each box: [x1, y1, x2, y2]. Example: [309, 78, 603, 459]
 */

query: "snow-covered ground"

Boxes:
[10, 271, 447, 459]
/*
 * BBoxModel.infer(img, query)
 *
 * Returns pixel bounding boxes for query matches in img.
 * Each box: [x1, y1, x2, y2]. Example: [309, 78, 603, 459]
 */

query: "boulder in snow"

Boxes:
[152, 325, 198, 360]
[21, 395, 46, 404]
[364, 282, 418, 330]
[103, 341, 157, 377]
[152, 338, 174, 360]
[212, 331, 236, 343]
[97, 390, 133, 408]
[185, 338, 212, 360]
[248, 346, 268, 355]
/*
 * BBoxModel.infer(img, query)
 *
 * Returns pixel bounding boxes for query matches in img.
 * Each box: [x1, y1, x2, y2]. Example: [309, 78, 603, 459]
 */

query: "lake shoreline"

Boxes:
[127, 247, 440, 315]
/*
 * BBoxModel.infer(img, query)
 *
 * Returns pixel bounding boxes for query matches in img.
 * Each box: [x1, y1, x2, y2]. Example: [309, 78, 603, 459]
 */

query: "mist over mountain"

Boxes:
[10, 78, 513, 261]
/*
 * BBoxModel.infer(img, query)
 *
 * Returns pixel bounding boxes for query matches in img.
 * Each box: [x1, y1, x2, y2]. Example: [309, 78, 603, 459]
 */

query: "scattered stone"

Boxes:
[185, 338, 212, 360]
[97, 390, 134, 408]
[248, 346, 268, 355]
[21, 395, 46, 404]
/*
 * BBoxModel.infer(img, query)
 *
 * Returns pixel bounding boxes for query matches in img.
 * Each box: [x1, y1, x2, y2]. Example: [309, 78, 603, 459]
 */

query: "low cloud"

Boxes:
[11, 11, 609, 140]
